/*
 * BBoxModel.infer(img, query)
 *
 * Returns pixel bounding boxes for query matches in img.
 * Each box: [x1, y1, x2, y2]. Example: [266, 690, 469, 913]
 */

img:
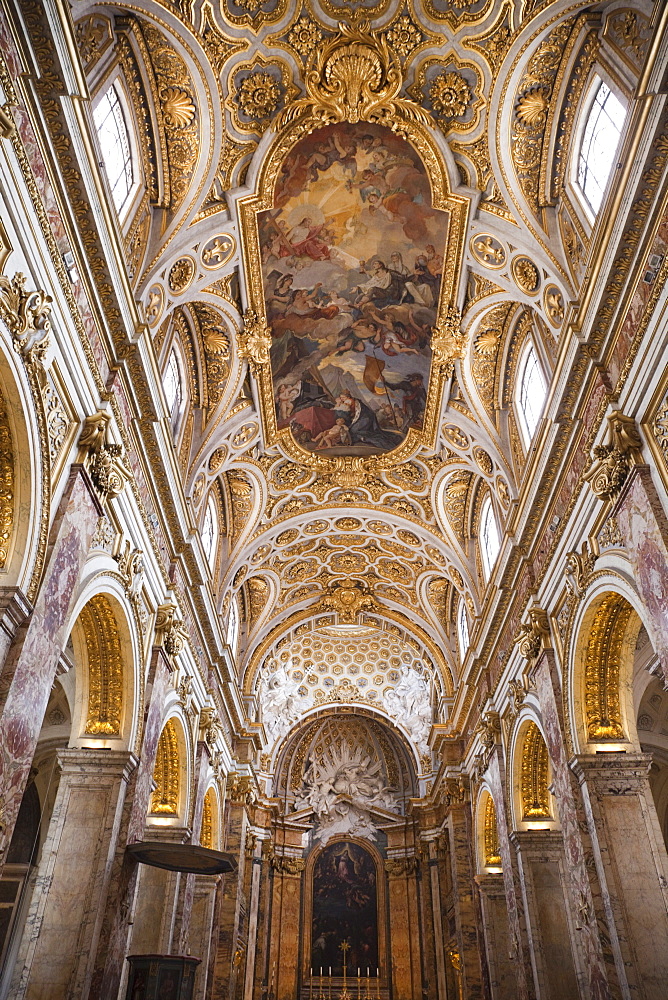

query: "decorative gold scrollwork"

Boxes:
[0, 272, 51, 356]
[78, 411, 131, 503]
[154, 602, 190, 658]
[514, 608, 550, 661]
[585, 411, 644, 503]
[275, 21, 432, 132]
[238, 308, 272, 366]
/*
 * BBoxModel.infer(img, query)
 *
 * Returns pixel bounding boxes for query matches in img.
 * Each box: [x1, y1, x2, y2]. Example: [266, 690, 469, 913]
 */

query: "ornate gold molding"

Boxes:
[0, 388, 14, 571]
[81, 594, 124, 736]
[200, 788, 214, 849]
[151, 719, 180, 814]
[520, 722, 551, 819]
[78, 411, 131, 504]
[514, 608, 551, 661]
[584, 594, 632, 741]
[483, 795, 501, 868]
[585, 411, 644, 502]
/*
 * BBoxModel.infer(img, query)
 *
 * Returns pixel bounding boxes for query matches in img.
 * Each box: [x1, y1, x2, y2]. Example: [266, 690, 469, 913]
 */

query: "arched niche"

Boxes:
[570, 586, 647, 753]
[509, 714, 558, 833]
[148, 715, 189, 826]
[476, 788, 502, 875]
[200, 785, 220, 850]
[304, 837, 386, 980]
[67, 589, 138, 750]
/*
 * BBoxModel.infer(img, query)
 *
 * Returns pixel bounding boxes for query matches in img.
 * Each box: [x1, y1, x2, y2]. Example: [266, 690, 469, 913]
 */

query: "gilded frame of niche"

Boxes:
[236, 25, 470, 478]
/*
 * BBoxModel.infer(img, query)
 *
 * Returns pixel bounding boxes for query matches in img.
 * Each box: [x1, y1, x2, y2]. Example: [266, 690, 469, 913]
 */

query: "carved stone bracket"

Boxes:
[475, 711, 501, 751]
[385, 855, 419, 877]
[584, 410, 644, 502]
[113, 538, 144, 598]
[270, 852, 306, 875]
[199, 705, 222, 747]
[154, 602, 189, 659]
[514, 608, 551, 661]
[227, 771, 256, 805]
[78, 410, 131, 503]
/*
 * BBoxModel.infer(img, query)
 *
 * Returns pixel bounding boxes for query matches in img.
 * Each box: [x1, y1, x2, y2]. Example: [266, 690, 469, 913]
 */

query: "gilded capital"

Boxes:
[154, 602, 189, 658]
[585, 410, 644, 502]
[79, 411, 131, 503]
[514, 608, 550, 660]
[0, 271, 51, 357]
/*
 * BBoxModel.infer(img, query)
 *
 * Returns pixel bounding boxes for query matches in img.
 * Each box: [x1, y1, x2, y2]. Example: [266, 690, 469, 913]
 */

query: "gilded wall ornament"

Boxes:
[220, 0, 289, 31]
[0, 271, 52, 354]
[0, 218, 11, 275]
[162, 87, 196, 128]
[483, 795, 501, 866]
[470, 234, 506, 269]
[201, 234, 236, 269]
[74, 14, 113, 73]
[543, 284, 564, 325]
[237, 72, 281, 121]
[514, 608, 550, 661]
[0, 389, 14, 570]
[286, 15, 323, 60]
[145, 284, 164, 327]
[151, 720, 180, 814]
[407, 57, 482, 135]
[81, 595, 124, 736]
[78, 411, 131, 503]
[584, 594, 632, 740]
[585, 411, 644, 503]
[168, 256, 195, 294]
[511, 255, 540, 295]
[520, 722, 551, 819]
[230, 57, 297, 135]
[604, 8, 651, 73]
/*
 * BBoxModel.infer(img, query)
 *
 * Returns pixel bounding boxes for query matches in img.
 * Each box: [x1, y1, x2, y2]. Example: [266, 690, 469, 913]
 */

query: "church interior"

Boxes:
[0, 0, 668, 998]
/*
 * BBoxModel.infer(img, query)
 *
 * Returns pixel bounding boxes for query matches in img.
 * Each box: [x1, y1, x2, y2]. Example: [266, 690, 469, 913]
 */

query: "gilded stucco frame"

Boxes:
[235, 24, 470, 476]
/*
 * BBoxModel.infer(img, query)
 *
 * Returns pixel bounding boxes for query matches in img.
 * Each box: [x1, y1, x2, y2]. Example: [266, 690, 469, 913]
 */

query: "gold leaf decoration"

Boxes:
[161, 87, 196, 127]
[429, 71, 471, 120]
[516, 87, 549, 125]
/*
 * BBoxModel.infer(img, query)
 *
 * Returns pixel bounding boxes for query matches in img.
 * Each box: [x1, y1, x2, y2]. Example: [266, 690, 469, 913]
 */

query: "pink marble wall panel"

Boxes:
[533, 653, 617, 1000]
[485, 753, 532, 1000]
[0, 469, 100, 867]
[615, 468, 668, 682]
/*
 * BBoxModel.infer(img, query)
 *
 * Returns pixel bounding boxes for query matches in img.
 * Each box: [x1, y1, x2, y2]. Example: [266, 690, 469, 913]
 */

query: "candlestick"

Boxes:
[376, 969, 380, 1000]
[310, 971, 313, 1000]
[357, 968, 360, 1000]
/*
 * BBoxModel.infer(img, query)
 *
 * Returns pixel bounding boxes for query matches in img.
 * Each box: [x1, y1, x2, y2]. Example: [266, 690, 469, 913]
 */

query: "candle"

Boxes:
[310, 971, 313, 1000]
[376, 969, 380, 1000]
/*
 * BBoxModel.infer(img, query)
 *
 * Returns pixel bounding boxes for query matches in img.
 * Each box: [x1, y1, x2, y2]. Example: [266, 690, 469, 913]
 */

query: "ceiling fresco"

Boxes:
[68, 0, 652, 770]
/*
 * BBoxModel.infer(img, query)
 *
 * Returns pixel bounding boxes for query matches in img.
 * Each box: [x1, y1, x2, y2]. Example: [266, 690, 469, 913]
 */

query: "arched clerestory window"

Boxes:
[480, 496, 500, 581]
[93, 83, 135, 217]
[163, 348, 183, 433]
[457, 598, 469, 662]
[576, 77, 626, 218]
[516, 340, 547, 448]
[201, 494, 218, 568]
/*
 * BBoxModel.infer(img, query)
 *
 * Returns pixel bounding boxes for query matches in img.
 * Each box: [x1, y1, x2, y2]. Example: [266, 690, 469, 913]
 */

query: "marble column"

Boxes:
[190, 874, 220, 1000]
[174, 740, 211, 956]
[268, 859, 302, 1000]
[425, 840, 447, 1000]
[243, 838, 264, 1000]
[485, 751, 535, 1000]
[128, 827, 190, 956]
[207, 799, 249, 1000]
[385, 858, 422, 1000]
[573, 753, 668, 1000]
[0, 467, 102, 870]
[10, 749, 136, 1000]
[474, 874, 515, 1000]
[89, 645, 174, 1000]
[532, 649, 621, 1000]
[445, 803, 485, 1000]
[511, 831, 582, 1000]
[614, 466, 668, 682]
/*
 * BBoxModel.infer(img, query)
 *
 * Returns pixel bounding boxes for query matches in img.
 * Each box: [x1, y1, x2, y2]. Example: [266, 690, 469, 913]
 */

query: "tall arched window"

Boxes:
[93, 84, 134, 216]
[163, 348, 183, 432]
[516, 341, 547, 448]
[576, 78, 626, 217]
[201, 495, 217, 568]
[457, 599, 469, 661]
[226, 597, 239, 654]
[480, 496, 500, 581]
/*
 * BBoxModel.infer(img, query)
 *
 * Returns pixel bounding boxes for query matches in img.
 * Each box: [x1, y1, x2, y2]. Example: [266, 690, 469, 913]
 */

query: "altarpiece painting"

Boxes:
[311, 841, 379, 976]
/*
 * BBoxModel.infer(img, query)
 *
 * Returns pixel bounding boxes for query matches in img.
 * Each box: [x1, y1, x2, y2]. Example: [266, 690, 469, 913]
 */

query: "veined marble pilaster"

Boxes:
[445, 805, 485, 1000]
[614, 467, 668, 683]
[385, 856, 422, 1000]
[174, 740, 211, 956]
[0, 466, 102, 871]
[474, 874, 515, 1000]
[485, 750, 535, 1000]
[10, 749, 136, 1000]
[532, 650, 619, 1000]
[511, 831, 582, 1000]
[90, 645, 174, 1000]
[572, 753, 668, 1000]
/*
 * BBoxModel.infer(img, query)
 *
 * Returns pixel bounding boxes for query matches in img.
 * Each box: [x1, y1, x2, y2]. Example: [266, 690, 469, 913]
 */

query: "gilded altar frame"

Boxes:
[235, 23, 470, 477]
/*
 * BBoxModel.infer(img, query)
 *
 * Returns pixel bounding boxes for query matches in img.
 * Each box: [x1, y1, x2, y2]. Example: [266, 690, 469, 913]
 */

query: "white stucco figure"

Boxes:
[383, 664, 432, 754]
[293, 743, 398, 844]
[259, 659, 313, 745]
